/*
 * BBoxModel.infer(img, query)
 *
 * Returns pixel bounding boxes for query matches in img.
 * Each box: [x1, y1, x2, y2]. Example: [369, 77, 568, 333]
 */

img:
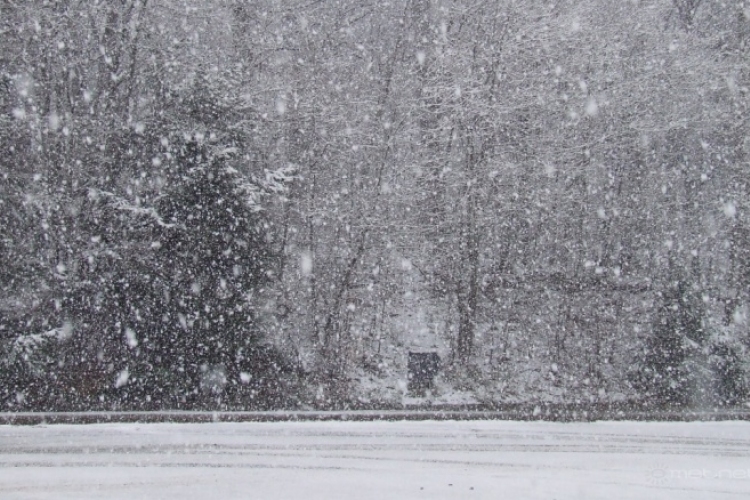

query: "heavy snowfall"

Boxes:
[2, 2, 750, 498]
[1, 1, 749, 414]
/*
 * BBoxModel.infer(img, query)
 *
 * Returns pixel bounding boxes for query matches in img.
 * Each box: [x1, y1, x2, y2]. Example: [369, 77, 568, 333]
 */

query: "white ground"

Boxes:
[1, 420, 749, 499]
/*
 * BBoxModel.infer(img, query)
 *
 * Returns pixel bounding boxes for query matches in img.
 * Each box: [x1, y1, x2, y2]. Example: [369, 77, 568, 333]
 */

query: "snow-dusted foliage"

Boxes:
[1, 0, 748, 410]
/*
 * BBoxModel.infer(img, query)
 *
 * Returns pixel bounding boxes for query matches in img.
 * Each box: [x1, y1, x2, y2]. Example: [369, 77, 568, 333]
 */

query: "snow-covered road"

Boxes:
[1, 420, 749, 499]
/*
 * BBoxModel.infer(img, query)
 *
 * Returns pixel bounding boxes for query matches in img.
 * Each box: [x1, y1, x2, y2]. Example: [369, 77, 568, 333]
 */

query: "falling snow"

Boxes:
[0, 0, 748, 473]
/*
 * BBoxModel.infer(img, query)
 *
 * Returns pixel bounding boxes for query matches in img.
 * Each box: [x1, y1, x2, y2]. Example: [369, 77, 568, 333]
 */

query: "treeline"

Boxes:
[0, 0, 748, 411]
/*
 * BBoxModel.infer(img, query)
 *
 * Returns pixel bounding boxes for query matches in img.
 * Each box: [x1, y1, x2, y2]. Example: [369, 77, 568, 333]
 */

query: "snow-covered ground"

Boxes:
[1, 420, 749, 499]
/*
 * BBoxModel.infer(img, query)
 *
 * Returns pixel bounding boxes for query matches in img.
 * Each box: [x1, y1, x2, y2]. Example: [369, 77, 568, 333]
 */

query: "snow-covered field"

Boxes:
[1, 420, 749, 499]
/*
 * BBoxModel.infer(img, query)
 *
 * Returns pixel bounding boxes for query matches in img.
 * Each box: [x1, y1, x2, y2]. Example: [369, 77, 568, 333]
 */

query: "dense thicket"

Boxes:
[1, 0, 748, 410]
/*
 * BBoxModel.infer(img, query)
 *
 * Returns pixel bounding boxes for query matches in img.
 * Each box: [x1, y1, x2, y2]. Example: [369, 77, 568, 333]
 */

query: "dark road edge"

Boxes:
[2, 409, 750, 425]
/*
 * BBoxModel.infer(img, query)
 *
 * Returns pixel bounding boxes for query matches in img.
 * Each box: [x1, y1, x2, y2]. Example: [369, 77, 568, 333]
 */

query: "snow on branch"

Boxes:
[212, 146, 297, 208]
[5, 325, 72, 369]
[88, 189, 180, 228]
[231, 163, 298, 210]
[259, 163, 298, 194]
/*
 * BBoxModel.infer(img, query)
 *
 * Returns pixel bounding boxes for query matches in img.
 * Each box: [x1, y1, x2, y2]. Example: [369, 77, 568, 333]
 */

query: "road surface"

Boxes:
[1, 420, 749, 499]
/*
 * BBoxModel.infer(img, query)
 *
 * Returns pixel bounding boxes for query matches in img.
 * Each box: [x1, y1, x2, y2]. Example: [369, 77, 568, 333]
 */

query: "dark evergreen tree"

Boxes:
[637, 270, 747, 409]
[710, 340, 747, 406]
[136, 140, 284, 408]
[640, 277, 706, 407]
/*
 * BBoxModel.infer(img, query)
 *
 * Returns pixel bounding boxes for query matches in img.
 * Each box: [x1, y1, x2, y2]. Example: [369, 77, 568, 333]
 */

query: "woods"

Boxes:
[1, 0, 748, 410]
